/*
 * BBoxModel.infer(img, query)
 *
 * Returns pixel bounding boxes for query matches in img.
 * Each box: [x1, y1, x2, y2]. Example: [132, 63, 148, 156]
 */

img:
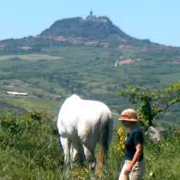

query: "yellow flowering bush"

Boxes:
[114, 127, 126, 155]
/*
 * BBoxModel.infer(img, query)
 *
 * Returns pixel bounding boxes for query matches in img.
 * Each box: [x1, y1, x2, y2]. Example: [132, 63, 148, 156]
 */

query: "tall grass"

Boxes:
[0, 112, 179, 180]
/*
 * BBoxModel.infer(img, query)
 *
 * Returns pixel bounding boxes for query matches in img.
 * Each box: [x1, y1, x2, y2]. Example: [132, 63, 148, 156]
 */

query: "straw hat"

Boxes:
[118, 108, 138, 122]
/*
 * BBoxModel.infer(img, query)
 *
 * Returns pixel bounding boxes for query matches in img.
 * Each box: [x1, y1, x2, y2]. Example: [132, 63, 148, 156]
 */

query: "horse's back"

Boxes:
[57, 94, 81, 136]
[57, 94, 112, 139]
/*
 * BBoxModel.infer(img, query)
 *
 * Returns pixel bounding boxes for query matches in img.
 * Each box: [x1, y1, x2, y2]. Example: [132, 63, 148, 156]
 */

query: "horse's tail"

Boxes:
[101, 116, 114, 154]
[96, 114, 114, 177]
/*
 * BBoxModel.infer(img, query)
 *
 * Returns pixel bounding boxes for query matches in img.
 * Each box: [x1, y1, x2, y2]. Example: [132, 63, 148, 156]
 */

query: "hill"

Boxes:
[0, 13, 180, 124]
[1, 13, 180, 53]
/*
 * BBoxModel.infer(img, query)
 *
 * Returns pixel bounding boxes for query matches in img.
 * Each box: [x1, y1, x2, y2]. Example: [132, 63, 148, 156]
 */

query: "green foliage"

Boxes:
[0, 111, 180, 179]
[144, 128, 180, 180]
[118, 83, 180, 128]
[0, 36, 180, 117]
[0, 100, 26, 115]
[0, 111, 64, 180]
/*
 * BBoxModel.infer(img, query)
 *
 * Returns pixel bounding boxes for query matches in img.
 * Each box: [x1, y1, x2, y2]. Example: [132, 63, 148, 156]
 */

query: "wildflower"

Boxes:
[115, 127, 126, 155]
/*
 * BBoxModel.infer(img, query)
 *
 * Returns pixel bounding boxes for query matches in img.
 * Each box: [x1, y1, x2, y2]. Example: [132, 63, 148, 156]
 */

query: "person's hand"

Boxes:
[124, 162, 134, 175]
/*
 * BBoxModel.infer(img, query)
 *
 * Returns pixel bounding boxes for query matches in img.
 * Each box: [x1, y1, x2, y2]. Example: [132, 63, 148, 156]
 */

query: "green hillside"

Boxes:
[0, 15, 180, 124]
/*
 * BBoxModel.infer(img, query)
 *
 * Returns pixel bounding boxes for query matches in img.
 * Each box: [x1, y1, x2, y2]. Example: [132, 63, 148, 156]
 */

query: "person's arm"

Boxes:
[124, 143, 143, 174]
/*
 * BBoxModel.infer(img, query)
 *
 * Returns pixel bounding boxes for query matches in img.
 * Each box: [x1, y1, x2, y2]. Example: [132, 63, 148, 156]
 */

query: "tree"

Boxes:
[118, 83, 180, 129]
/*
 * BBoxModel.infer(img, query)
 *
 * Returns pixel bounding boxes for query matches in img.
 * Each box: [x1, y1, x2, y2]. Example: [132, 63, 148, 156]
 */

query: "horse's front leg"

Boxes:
[60, 136, 71, 164]
[70, 145, 78, 162]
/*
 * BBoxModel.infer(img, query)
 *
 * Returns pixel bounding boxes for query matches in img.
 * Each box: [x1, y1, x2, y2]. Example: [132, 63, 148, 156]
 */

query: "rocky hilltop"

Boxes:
[0, 12, 180, 58]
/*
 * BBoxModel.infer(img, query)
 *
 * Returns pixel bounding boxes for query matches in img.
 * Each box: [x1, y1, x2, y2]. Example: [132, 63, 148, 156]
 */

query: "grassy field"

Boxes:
[0, 112, 179, 180]
[0, 54, 62, 61]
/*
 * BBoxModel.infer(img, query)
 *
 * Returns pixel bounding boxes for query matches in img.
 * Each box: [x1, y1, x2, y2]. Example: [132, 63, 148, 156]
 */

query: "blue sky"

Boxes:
[1, 0, 180, 46]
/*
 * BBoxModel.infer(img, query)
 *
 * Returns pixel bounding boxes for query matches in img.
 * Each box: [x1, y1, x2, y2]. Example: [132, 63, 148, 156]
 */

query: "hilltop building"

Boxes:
[85, 11, 109, 23]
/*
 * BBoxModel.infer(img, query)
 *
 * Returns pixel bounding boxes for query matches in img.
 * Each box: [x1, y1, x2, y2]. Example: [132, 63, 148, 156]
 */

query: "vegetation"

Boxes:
[0, 15, 180, 179]
[0, 46, 180, 120]
[0, 15, 180, 121]
[0, 111, 179, 180]
[0, 111, 63, 180]
[118, 83, 180, 128]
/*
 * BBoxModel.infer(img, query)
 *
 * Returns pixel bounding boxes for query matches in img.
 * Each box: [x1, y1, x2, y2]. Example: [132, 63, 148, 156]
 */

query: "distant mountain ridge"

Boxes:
[40, 16, 127, 39]
[39, 14, 157, 48]
[0, 13, 180, 55]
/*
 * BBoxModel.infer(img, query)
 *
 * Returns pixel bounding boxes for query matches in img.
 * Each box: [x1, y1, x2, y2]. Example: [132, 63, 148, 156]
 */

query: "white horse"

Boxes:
[57, 94, 113, 175]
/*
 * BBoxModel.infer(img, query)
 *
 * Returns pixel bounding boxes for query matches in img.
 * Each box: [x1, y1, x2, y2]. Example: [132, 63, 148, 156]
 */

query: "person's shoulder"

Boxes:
[133, 127, 143, 135]
[133, 127, 144, 143]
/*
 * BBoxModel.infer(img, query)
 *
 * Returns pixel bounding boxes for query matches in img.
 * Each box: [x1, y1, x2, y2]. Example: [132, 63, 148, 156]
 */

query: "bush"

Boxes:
[0, 111, 64, 180]
[0, 111, 180, 180]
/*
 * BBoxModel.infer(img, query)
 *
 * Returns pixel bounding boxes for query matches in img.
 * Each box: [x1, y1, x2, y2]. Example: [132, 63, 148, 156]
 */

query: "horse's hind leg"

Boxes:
[83, 145, 96, 170]
[72, 143, 85, 166]
[60, 136, 71, 164]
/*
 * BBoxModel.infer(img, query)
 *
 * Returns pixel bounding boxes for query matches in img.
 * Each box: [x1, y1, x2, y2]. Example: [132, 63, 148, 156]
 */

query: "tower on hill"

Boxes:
[85, 11, 109, 22]
[90, 11, 93, 18]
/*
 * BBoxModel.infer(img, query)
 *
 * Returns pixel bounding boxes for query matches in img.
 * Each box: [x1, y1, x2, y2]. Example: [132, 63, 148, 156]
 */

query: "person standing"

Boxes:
[118, 108, 145, 180]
